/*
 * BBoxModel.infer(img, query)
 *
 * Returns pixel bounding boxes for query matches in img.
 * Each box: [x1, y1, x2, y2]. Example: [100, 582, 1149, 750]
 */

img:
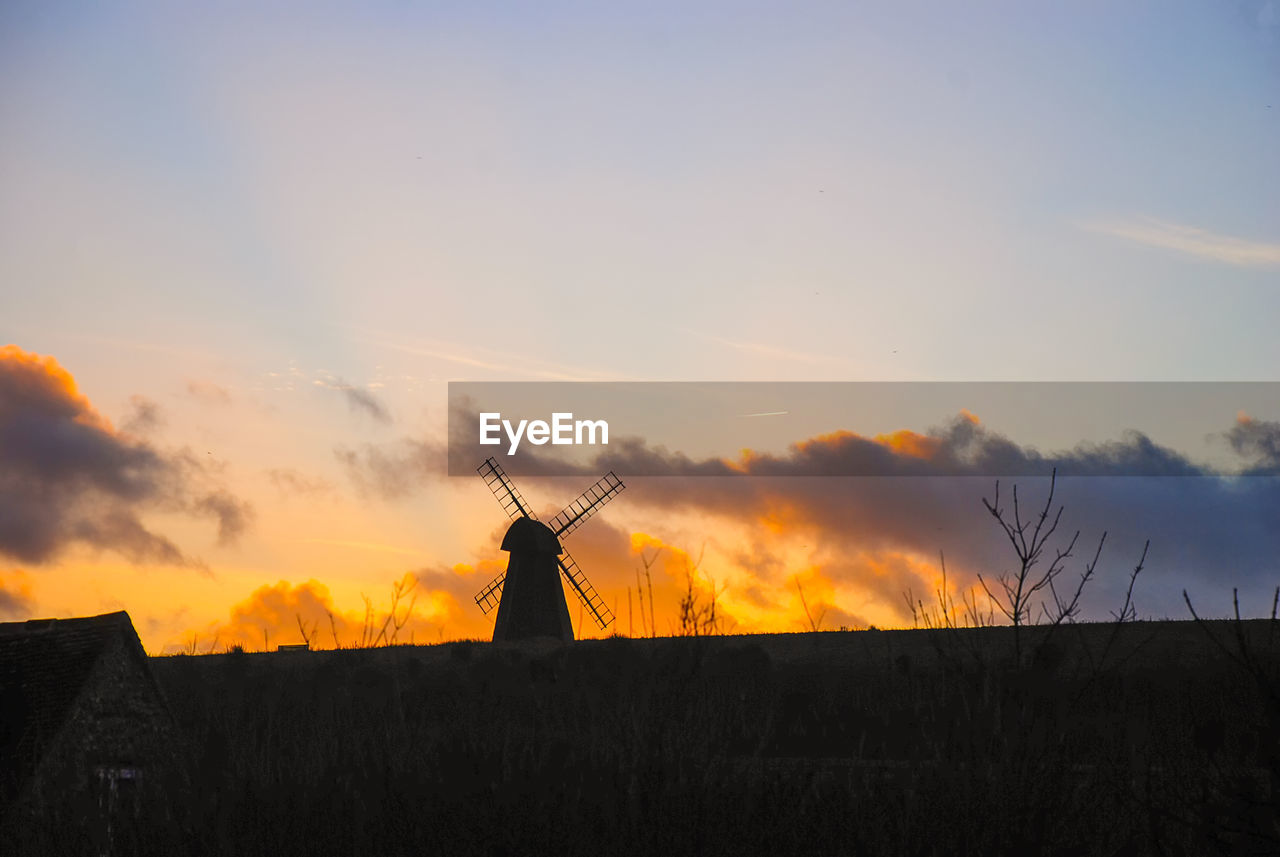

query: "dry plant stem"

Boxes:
[1182, 588, 1256, 675]
[642, 549, 658, 638]
[634, 568, 648, 638]
[1183, 587, 1280, 712]
[1095, 540, 1150, 670]
[1109, 540, 1149, 624]
[360, 594, 375, 648]
[295, 614, 316, 648]
[1046, 532, 1105, 625]
[902, 589, 920, 629]
[677, 545, 722, 636]
[935, 552, 957, 629]
[977, 468, 1102, 662]
[1271, 586, 1279, 646]
[795, 575, 824, 632]
[328, 611, 341, 650]
[377, 574, 418, 646]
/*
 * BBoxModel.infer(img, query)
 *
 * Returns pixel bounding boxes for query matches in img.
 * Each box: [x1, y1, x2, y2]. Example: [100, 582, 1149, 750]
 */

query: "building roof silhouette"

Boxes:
[0, 611, 165, 807]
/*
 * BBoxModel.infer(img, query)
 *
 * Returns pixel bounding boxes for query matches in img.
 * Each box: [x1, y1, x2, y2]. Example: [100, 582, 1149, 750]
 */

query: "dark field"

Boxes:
[22, 620, 1280, 856]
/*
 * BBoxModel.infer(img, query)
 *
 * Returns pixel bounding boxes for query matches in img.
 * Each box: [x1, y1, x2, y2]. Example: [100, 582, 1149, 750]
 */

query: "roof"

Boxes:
[0, 611, 158, 806]
[500, 517, 563, 555]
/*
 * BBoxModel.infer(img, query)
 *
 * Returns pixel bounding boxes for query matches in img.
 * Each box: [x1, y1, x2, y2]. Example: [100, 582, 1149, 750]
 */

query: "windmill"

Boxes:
[474, 457, 623, 642]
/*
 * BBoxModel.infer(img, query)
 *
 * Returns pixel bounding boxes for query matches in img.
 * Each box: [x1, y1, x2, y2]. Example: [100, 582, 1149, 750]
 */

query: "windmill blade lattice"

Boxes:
[477, 458, 535, 520]
[548, 472, 624, 538]
[474, 569, 506, 614]
[558, 547, 614, 629]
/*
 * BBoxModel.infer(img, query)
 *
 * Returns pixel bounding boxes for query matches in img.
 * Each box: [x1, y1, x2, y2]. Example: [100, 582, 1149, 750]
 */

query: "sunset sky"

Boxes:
[2, 2, 1278, 652]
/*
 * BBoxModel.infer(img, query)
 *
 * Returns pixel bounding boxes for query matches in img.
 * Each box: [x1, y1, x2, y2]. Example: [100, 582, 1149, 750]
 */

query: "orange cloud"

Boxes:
[177, 575, 436, 652]
[175, 560, 519, 653]
[872, 429, 941, 461]
[0, 568, 35, 619]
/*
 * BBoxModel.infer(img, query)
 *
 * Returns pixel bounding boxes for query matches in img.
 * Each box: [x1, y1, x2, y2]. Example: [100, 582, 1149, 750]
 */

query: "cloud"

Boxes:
[314, 376, 392, 424]
[449, 399, 1210, 478]
[177, 571, 491, 652]
[502, 415, 1280, 622]
[0, 569, 35, 619]
[193, 490, 255, 546]
[1082, 217, 1280, 268]
[265, 467, 334, 496]
[189, 579, 358, 651]
[335, 439, 444, 499]
[1224, 412, 1280, 474]
[186, 379, 232, 405]
[121, 395, 164, 435]
[0, 345, 253, 567]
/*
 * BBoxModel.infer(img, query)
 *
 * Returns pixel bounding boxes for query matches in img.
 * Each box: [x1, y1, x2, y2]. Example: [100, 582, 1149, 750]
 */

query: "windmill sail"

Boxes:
[547, 472, 624, 538]
[474, 569, 506, 614]
[557, 547, 615, 629]
[478, 457, 536, 520]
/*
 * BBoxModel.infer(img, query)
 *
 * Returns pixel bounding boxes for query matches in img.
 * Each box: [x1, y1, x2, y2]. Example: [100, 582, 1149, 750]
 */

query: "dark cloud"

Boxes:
[519, 413, 1210, 478]
[316, 378, 391, 425]
[70, 510, 193, 567]
[447, 395, 1216, 478]
[1225, 413, 1280, 474]
[0, 346, 253, 567]
[265, 467, 333, 496]
[121, 395, 164, 435]
[194, 490, 255, 547]
[336, 439, 443, 499]
[502, 415, 1280, 622]
[342, 386, 391, 424]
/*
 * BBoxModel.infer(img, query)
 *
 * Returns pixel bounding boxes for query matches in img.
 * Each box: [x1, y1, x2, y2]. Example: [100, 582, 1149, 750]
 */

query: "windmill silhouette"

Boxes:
[474, 457, 623, 642]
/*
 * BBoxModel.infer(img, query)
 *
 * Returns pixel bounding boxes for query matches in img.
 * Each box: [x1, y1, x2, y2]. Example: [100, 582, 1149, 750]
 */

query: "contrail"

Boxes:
[738, 410, 789, 418]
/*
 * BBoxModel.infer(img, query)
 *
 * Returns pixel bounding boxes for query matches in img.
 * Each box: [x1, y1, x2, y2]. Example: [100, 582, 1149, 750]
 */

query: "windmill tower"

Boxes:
[474, 457, 623, 642]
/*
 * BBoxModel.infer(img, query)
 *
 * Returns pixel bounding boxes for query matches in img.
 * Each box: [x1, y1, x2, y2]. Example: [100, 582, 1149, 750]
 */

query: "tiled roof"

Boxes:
[0, 611, 147, 805]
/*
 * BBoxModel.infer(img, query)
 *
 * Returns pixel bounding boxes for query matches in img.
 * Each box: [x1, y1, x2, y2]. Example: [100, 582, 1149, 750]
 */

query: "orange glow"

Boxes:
[793, 429, 859, 453]
[758, 499, 806, 535]
[872, 429, 940, 460]
[0, 568, 35, 613]
[173, 572, 479, 653]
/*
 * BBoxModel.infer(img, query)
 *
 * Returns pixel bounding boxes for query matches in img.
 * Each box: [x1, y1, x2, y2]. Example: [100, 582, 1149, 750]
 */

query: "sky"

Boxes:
[1, 1, 1278, 652]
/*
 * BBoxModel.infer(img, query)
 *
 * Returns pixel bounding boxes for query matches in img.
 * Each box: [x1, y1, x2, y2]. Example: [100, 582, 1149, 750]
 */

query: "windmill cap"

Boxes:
[501, 517, 563, 555]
